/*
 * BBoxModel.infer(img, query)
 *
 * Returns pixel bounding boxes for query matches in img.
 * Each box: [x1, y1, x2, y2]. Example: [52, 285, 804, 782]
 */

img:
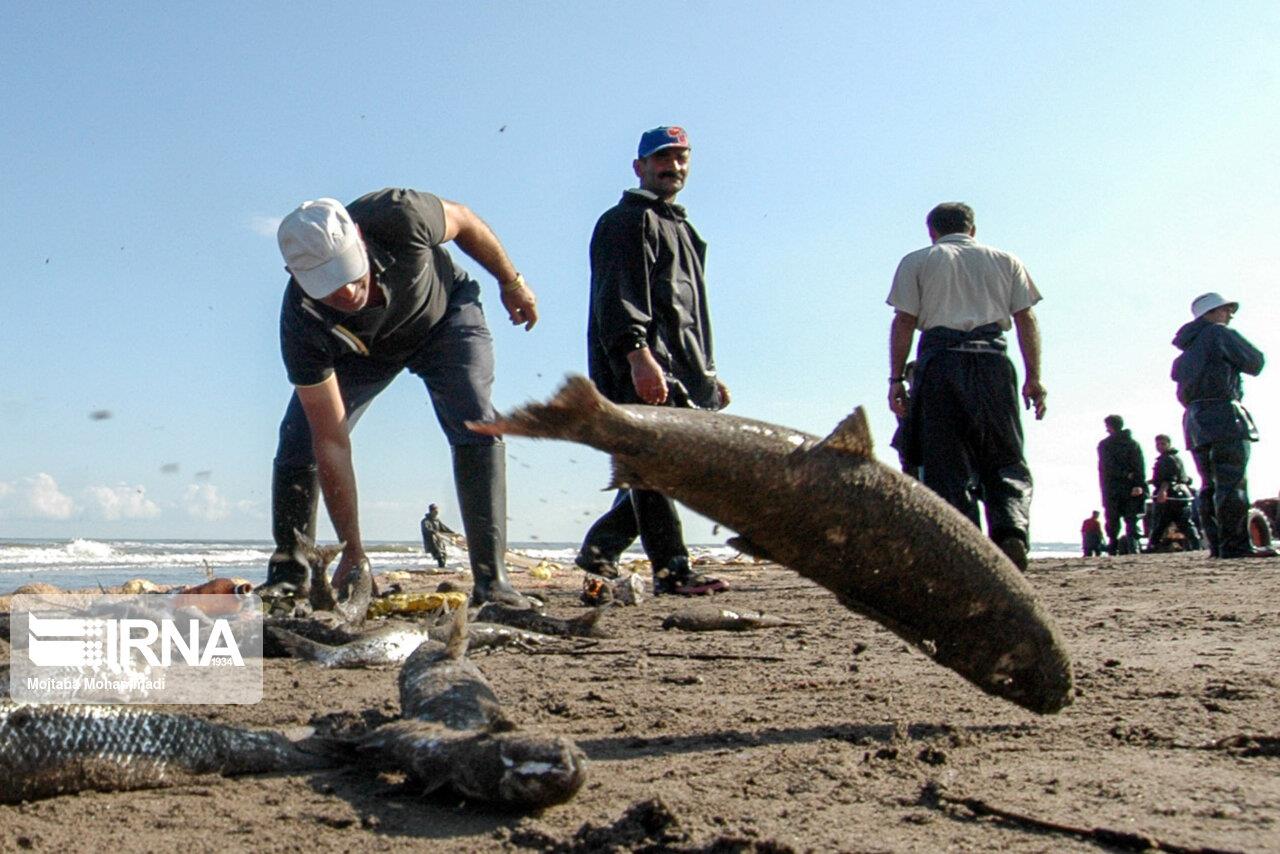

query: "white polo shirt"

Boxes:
[886, 233, 1041, 332]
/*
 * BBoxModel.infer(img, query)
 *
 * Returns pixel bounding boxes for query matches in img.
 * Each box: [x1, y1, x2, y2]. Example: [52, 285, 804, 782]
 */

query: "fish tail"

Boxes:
[466, 375, 620, 443]
[445, 604, 468, 660]
[268, 627, 333, 664]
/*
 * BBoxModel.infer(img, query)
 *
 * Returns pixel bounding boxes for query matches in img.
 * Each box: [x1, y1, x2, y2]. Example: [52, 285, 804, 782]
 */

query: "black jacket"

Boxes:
[586, 190, 718, 408]
[1151, 449, 1192, 495]
[1098, 429, 1147, 497]
[1171, 318, 1264, 448]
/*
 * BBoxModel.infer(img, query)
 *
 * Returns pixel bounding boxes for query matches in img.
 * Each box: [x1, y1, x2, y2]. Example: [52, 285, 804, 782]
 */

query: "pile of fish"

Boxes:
[469, 375, 1075, 714]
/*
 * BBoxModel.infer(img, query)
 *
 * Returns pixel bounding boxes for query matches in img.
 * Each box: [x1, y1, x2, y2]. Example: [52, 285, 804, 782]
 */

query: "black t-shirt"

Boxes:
[279, 188, 462, 386]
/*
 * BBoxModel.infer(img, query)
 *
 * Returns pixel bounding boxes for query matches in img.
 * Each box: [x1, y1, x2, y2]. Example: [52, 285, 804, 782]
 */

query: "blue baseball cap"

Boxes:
[637, 126, 690, 159]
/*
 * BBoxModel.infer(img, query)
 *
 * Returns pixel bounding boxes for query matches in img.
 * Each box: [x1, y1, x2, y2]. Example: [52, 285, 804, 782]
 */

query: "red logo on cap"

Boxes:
[667, 127, 687, 144]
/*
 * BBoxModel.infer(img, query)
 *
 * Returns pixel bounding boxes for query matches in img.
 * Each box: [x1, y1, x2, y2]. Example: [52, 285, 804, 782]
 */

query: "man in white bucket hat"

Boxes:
[268, 189, 540, 605]
[1171, 292, 1272, 559]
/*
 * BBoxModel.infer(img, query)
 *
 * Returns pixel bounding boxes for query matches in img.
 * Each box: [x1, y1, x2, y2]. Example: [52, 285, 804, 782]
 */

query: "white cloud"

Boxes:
[183, 483, 230, 521]
[0, 473, 76, 519]
[249, 215, 283, 237]
[82, 483, 161, 520]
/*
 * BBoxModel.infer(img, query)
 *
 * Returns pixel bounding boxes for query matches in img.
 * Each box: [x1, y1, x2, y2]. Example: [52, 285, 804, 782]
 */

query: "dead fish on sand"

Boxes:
[0, 699, 335, 803]
[474, 601, 605, 638]
[259, 532, 372, 628]
[662, 606, 801, 632]
[358, 608, 587, 809]
[268, 623, 442, 669]
[469, 376, 1073, 714]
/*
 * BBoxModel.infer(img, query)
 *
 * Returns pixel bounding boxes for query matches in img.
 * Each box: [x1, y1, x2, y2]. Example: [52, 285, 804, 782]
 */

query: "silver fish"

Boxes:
[359, 608, 588, 809]
[268, 623, 441, 669]
[662, 606, 802, 632]
[469, 376, 1074, 714]
[0, 698, 334, 803]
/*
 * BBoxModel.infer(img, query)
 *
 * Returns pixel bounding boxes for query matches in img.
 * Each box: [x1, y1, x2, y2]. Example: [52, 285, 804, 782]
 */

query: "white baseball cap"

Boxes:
[277, 198, 369, 299]
[1190, 292, 1239, 319]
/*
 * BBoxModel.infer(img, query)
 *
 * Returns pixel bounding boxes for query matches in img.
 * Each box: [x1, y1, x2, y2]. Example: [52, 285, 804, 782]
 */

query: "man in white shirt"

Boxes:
[886, 202, 1046, 571]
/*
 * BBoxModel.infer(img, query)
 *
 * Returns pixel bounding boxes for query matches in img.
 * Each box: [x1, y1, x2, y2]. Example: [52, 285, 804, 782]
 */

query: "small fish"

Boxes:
[359, 608, 588, 809]
[268, 624, 441, 669]
[0, 700, 335, 803]
[427, 621, 555, 651]
[661, 606, 801, 632]
[468, 376, 1074, 714]
[294, 531, 372, 627]
[474, 602, 605, 639]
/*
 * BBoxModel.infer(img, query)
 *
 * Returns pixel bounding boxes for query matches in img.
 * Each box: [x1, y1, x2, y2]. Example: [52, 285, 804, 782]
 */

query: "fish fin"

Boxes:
[568, 607, 605, 637]
[606, 459, 646, 491]
[267, 627, 333, 663]
[727, 535, 777, 562]
[444, 605, 469, 660]
[467, 374, 616, 440]
[814, 406, 875, 459]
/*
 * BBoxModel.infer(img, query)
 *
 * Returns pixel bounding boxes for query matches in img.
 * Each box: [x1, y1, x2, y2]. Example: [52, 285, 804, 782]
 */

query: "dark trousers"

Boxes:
[578, 487, 688, 573]
[913, 351, 1033, 545]
[275, 278, 499, 469]
[1102, 491, 1142, 550]
[1191, 439, 1252, 557]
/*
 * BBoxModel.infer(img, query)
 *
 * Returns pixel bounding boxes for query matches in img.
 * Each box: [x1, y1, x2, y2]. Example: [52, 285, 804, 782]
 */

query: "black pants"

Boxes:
[578, 487, 688, 574]
[913, 351, 1033, 545]
[1102, 491, 1142, 550]
[1191, 439, 1252, 557]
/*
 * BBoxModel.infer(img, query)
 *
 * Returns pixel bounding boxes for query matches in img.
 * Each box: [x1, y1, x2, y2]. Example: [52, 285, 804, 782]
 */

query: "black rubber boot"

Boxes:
[453, 444, 532, 608]
[262, 462, 319, 593]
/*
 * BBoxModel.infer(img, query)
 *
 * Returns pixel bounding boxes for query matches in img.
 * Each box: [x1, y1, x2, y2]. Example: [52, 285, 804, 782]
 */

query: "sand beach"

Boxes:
[2, 550, 1278, 853]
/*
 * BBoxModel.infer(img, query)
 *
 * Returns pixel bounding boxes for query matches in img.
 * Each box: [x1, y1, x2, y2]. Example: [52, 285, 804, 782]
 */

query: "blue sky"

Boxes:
[3, 2, 1278, 545]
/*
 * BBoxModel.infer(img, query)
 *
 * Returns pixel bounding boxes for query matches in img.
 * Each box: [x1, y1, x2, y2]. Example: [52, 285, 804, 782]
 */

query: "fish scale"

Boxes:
[0, 698, 334, 803]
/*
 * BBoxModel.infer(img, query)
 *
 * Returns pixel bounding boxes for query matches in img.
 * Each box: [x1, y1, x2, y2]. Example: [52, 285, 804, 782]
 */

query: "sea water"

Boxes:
[0, 538, 1081, 593]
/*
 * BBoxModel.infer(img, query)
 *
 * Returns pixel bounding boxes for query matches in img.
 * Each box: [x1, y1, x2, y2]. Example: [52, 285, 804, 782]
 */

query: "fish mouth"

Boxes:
[497, 736, 588, 807]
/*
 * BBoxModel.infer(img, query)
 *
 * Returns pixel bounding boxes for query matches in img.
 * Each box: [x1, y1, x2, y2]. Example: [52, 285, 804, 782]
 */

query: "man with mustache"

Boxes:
[267, 190, 539, 606]
[576, 126, 731, 596]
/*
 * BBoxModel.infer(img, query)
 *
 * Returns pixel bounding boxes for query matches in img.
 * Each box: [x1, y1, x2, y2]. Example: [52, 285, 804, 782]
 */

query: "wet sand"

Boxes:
[3, 551, 1278, 852]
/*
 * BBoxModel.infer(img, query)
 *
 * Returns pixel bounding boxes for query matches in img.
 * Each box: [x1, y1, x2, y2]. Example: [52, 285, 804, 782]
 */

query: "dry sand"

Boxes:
[3, 552, 1278, 853]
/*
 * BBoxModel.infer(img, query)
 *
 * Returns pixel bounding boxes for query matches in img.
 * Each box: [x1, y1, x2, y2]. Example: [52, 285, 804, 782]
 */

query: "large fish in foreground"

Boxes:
[0, 688, 335, 803]
[469, 376, 1074, 714]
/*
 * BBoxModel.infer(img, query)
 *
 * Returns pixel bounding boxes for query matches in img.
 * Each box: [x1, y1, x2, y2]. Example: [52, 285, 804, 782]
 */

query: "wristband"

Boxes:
[500, 272, 525, 293]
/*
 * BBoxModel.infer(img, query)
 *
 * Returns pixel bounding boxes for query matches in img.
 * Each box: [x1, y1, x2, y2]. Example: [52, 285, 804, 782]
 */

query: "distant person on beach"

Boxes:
[420, 504, 454, 568]
[1171, 292, 1274, 559]
[575, 126, 730, 596]
[1148, 433, 1201, 551]
[1081, 511, 1104, 557]
[265, 190, 539, 606]
[1097, 414, 1147, 555]
[887, 202, 1046, 572]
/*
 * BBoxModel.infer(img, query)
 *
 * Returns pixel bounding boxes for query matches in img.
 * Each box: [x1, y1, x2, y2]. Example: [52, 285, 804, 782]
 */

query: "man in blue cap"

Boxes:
[1172, 292, 1273, 558]
[575, 126, 731, 596]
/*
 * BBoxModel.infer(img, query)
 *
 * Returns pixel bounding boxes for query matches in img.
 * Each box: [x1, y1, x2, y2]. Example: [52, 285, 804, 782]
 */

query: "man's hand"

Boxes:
[715, 379, 731, 410]
[628, 347, 668, 405]
[500, 280, 538, 330]
[1022, 378, 1047, 420]
[889, 381, 909, 417]
[330, 546, 367, 597]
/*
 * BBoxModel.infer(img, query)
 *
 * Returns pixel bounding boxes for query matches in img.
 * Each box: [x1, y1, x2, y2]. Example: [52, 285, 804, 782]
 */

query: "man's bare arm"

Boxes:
[295, 376, 366, 575]
[888, 310, 918, 417]
[440, 198, 538, 330]
[1013, 306, 1047, 420]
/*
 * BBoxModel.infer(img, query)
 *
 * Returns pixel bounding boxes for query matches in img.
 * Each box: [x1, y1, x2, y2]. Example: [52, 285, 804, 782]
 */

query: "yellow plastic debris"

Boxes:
[366, 590, 468, 618]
